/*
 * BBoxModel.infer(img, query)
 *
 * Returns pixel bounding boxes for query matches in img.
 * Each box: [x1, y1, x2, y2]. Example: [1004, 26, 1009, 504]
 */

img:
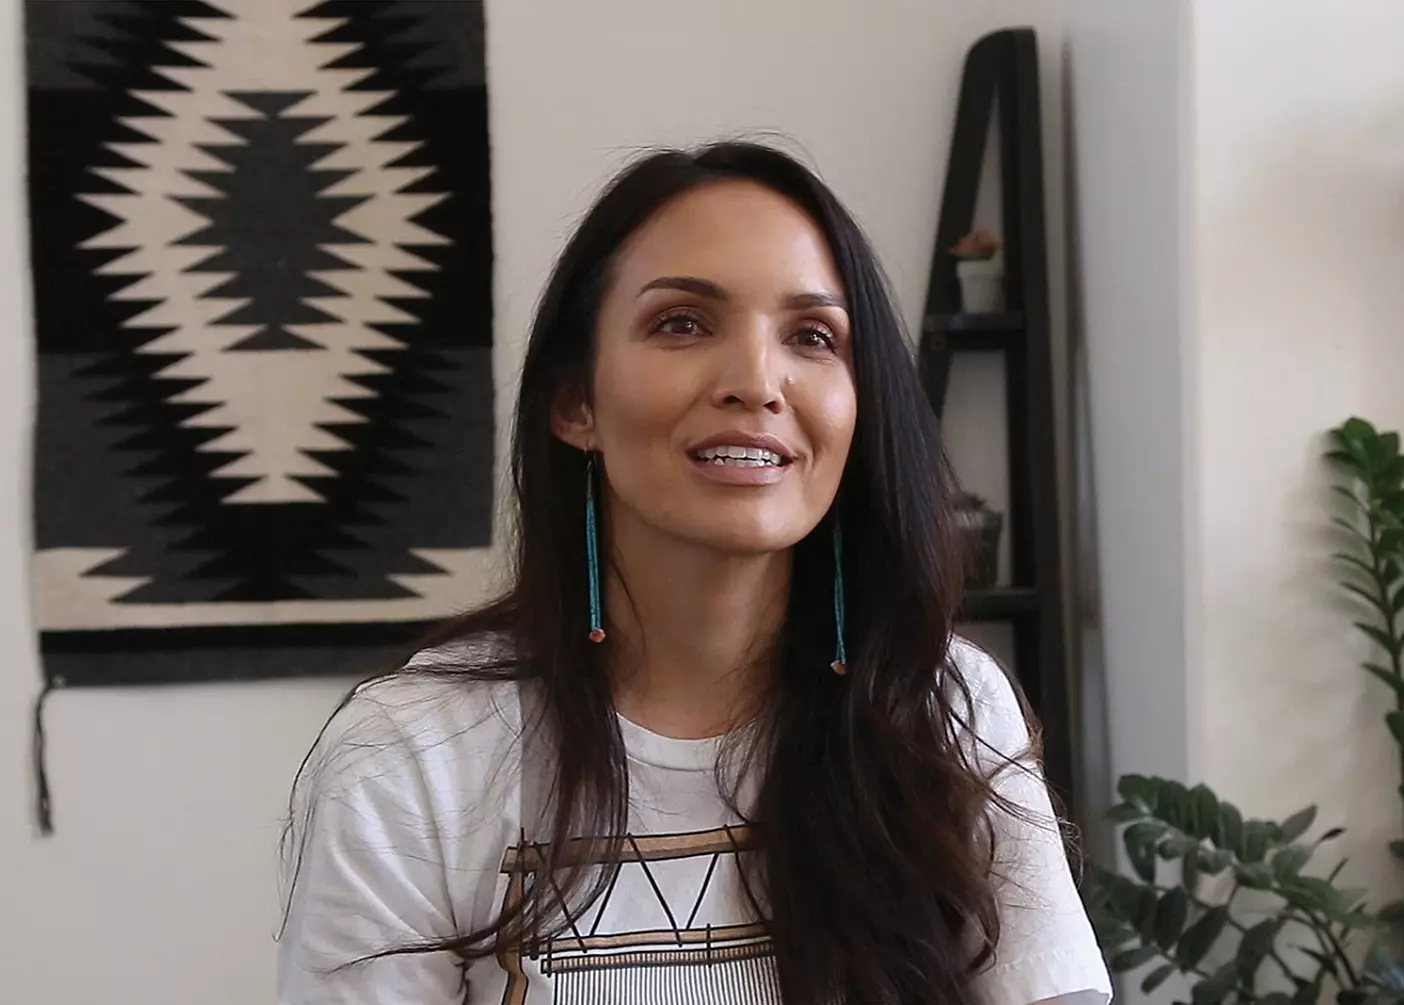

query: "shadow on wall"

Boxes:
[1057, 38, 1114, 868]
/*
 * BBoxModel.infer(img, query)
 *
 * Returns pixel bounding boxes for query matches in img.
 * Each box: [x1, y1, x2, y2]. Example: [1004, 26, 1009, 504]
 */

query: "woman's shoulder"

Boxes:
[945, 635, 1014, 706]
[306, 634, 525, 792]
[943, 636, 1031, 764]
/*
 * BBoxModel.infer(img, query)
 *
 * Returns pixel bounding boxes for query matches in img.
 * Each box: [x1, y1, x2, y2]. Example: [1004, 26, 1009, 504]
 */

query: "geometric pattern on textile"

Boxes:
[26, 0, 492, 685]
[498, 827, 781, 1005]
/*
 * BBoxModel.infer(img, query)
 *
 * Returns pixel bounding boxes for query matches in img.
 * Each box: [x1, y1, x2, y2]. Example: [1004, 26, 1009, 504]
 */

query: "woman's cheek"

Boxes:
[802, 378, 859, 456]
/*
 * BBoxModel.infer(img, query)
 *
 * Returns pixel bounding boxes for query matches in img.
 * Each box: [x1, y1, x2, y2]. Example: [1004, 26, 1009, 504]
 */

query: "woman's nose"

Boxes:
[711, 323, 785, 414]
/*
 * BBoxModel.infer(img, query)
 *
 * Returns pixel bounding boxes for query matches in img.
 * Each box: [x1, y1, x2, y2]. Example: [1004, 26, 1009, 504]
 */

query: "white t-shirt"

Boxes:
[278, 637, 1112, 1005]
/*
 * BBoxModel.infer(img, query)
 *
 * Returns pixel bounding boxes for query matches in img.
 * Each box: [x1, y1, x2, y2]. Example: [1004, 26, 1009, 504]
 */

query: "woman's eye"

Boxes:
[792, 326, 836, 351]
[652, 311, 708, 338]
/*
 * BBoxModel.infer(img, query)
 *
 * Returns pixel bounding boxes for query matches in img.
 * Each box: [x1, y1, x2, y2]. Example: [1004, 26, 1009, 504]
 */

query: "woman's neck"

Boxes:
[603, 517, 790, 741]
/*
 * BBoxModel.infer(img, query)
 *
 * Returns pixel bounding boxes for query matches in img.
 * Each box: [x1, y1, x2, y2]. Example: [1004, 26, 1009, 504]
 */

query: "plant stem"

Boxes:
[1286, 907, 1361, 988]
[1320, 918, 1361, 987]
[1167, 884, 1301, 991]
[1363, 484, 1404, 788]
[1219, 887, 1301, 992]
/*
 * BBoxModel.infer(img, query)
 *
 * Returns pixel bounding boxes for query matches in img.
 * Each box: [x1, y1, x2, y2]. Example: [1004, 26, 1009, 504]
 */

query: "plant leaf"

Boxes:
[1362, 663, 1404, 700]
[1380, 898, 1404, 923]
[1183, 848, 1201, 894]
[1383, 527, 1404, 556]
[1201, 848, 1235, 874]
[1136, 887, 1160, 942]
[1243, 819, 1272, 863]
[1117, 774, 1156, 814]
[1389, 840, 1404, 862]
[1191, 960, 1241, 1004]
[1190, 785, 1220, 842]
[1281, 875, 1353, 920]
[1273, 844, 1312, 877]
[1152, 786, 1182, 833]
[1332, 483, 1366, 508]
[1335, 551, 1375, 576]
[1280, 805, 1317, 844]
[1343, 581, 1392, 617]
[1161, 779, 1193, 834]
[1341, 416, 1379, 440]
[1124, 821, 1165, 882]
[1342, 908, 1383, 929]
[1235, 861, 1274, 889]
[1106, 802, 1143, 824]
[1159, 834, 1200, 860]
[1388, 711, 1404, 748]
[1111, 943, 1160, 972]
[1141, 962, 1176, 995]
[1330, 519, 1364, 541]
[1218, 802, 1244, 854]
[1155, 887, 1188, 950]
[1338, 886, 1368, 911]
[1359, 622, 1404, 657]
[1236, 918, 1282, 982]
[1178, 905, 1229, 970]
[1318, 827, 1345, 844]
[1301, 947, 1339, 977]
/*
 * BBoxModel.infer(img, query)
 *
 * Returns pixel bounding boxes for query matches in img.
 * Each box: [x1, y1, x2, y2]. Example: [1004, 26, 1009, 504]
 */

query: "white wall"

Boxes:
[1194, 0, 1404, 905]
[0, 2, 1067, 1002]
[1068, 2, 1404, 1000]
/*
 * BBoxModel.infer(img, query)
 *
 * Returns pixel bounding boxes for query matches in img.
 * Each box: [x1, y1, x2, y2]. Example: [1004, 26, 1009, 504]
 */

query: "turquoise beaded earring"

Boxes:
[585, 452, 606, 643]
[831, 519, 848, 674]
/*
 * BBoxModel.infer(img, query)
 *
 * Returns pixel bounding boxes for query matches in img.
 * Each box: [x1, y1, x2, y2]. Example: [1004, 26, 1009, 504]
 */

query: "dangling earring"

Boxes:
[585, 452, 606, 643]
[831, 519, 848, 674]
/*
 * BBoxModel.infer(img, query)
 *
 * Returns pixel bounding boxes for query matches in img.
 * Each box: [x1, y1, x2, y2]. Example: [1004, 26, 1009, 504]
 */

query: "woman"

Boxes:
[279, 141, 1111, 1005]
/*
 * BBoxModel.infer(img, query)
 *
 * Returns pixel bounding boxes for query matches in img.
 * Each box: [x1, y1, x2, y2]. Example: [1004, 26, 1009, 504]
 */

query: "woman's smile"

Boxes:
[687, 431, 796, 486]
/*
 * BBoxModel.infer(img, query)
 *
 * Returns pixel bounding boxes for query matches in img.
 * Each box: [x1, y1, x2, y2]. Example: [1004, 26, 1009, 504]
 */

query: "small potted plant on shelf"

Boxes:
[950, 229, 1004, 313]
[951, 491, 1002, 590]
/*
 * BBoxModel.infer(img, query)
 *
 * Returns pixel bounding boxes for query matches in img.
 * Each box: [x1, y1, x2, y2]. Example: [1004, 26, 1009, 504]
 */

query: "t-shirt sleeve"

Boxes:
[957, 642, 1113, 1005]
[278, 689, 467, 1005]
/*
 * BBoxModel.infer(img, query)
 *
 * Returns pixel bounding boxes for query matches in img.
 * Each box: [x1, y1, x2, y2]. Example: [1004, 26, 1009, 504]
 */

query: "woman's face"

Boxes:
[557, 179, 858, 556]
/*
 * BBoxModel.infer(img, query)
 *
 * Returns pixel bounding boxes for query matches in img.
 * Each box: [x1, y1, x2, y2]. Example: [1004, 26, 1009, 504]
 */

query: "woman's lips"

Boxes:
[688, 453, 789, 486]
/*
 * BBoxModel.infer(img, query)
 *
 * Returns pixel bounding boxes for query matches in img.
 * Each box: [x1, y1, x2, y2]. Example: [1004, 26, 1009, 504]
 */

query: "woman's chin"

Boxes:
[680, 518, 811, 558]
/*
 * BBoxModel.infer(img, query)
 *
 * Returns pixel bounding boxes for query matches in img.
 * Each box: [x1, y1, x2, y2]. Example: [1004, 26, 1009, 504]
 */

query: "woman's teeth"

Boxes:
[694, 445, 785, 467]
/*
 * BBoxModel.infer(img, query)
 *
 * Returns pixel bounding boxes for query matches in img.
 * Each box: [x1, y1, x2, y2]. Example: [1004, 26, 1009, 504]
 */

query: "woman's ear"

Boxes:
[550, 381, 596, 451]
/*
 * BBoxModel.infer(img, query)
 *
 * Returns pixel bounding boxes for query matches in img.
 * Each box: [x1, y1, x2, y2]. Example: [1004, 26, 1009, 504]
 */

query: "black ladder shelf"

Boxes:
[919, 28, 1073, 811]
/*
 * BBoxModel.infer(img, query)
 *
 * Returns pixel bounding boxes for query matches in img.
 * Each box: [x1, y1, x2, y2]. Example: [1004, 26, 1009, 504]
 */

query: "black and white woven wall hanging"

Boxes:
[26, 0, 493, 831]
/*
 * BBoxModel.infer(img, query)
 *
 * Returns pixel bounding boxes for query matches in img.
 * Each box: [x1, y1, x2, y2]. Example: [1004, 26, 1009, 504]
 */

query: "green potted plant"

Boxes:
[950, 229, 1004, 312]
[1328, 418, 1404, 922]
[951, 491, 1002, 589]
[1081, 417, 1404, 1005]
[1085, 775, 1404, 1004]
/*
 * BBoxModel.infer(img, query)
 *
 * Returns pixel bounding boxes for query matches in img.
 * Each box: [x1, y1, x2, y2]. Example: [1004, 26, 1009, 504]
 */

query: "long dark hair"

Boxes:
[292, 141, 1026, 1003]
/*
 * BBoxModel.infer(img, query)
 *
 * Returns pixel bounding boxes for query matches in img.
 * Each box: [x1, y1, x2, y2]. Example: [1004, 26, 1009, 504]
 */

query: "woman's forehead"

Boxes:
[608, 181, 844, 302]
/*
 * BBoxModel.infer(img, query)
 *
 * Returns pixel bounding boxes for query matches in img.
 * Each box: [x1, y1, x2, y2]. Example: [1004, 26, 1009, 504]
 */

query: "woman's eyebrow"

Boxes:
[783, 291, 847, 311]
[637, 276, 726, 300]
[638, 277, 848, 313]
